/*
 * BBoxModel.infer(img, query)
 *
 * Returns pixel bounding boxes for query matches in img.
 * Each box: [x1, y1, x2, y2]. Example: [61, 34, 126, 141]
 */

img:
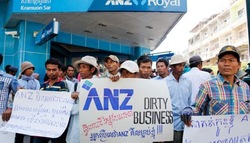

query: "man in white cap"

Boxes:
[119, 60, 139, 78]
[164, 54, 192, 143]
[67, 55, 98, 143]
[183, 55, 211, 105]
[103, 55, 120, 81]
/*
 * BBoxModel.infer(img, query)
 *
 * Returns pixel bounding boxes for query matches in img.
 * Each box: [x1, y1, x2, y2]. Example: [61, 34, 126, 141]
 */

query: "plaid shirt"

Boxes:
[0, 70, 19, 114]
[194, 74, 250, 115]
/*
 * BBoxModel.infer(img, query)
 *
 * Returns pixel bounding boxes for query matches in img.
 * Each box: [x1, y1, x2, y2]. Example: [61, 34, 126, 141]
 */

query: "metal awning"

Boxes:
[5, 12, 185, 51]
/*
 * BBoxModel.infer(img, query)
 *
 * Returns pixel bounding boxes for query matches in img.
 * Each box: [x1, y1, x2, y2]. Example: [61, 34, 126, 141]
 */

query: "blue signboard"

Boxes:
[89, 0, 187, 12]
[35, 20, 59, 46]
[149, 52, 174, 61]
[12, 0, 186, 13]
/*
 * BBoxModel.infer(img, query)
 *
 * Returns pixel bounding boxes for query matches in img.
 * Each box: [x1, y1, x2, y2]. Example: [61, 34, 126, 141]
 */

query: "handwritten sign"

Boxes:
[0, 90, 74, 138]
[183, 114, 250, 143]
[79, 78, 173, 143]
[0, 116, 15, 143]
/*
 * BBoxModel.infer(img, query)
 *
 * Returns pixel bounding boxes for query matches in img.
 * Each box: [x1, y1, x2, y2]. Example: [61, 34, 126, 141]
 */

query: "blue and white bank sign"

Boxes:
[79, 78, 173, 143]
[12, 0, 186, 13]
[89, 0, 187, 12]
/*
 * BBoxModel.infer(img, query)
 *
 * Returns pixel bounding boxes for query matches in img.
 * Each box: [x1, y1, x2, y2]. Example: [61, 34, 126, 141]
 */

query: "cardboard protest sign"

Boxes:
[0, 116, 15, 143]
[0, 90, 73, 138]
[79, 78, 173, 143]
[183, 114, 250, 143]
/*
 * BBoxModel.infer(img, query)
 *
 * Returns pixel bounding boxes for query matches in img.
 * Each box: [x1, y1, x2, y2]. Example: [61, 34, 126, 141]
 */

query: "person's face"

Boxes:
[104, 59, 119, 72]
[24, 67, 34, 76]
[66, 66, 75, 77]
[78, 63, 95, 79]
[58, 69, 65, 78]
[156, 62, 169, 77]
[171, 63, 185, 77]
[218, 54, 240, 77]
[121, 69, 138, 78]
[139, 62, 152, 79]
[46, 64, 59, 80]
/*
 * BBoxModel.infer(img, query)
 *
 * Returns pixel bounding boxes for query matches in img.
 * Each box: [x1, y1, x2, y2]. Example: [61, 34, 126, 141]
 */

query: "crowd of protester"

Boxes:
[0, 45, 249, 143]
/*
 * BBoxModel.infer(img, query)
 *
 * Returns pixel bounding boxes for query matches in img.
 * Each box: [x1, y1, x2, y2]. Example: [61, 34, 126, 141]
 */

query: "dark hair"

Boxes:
[156, 58, 169, 67]
[60, 64, 67, 73]
[66, 65, 75, 70]
[45, 58, 62, 69]
[5, 65, 11, 73]
[90, 65, 98, 75]
[0, 54, 3, 65]
[137, 55, 152, 67]
[190, 62, 201, 68]
[202, 68, 213, 73]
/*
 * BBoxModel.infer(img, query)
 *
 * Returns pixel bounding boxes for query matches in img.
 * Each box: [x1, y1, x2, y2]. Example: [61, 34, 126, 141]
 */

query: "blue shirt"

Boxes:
[0, 70, 19, 114]
[165, 72, 192, 131]
[152, 75, 164, 80]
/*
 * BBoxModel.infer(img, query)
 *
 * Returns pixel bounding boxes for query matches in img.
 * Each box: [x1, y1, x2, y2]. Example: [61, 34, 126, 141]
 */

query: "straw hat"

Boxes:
[169, 54, 186, 66]
[73, 55, 98, 69]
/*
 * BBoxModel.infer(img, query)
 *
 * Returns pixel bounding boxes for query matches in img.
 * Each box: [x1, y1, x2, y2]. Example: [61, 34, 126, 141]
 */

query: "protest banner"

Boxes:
[0, 116, 15, 143]
[79, 78, 173, 143]
[0, 90, 74, 138]
[183, 114, 250, 143]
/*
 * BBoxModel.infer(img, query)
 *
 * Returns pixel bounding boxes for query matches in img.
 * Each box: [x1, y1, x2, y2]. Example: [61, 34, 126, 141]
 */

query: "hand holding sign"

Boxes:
[0, 90, 73, 138]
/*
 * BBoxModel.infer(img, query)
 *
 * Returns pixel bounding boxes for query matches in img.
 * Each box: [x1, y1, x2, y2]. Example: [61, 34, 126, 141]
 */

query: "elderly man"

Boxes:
[164, 54, 192, 143]
[181, 45, 250, 125]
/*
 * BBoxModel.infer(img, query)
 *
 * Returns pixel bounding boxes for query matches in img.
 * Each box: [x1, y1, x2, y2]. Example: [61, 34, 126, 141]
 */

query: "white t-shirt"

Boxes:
[183, 67, 211, 105]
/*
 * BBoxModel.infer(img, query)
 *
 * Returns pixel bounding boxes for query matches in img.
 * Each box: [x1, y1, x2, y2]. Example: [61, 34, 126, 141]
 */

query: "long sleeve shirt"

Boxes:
[194, 74, 250, 115]
[165, 72, 192, 131]
[0, 70, 19, 114]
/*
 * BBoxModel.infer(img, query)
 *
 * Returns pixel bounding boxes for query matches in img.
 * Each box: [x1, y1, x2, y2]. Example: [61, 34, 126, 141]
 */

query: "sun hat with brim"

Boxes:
[119, 60, 139, 73]
[74, 55, 98, 69]
[218, 45, 240, 59]
[169, 54, 186, 66]
[21, 61, 35, 74]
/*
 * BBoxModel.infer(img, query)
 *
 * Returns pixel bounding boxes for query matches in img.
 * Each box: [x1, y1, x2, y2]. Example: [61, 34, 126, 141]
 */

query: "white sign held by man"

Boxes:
[0, 90, 74, 138]
[183, 114, 250, 143]
[0, 117, 15, 143]
[79, 78, 173, 143]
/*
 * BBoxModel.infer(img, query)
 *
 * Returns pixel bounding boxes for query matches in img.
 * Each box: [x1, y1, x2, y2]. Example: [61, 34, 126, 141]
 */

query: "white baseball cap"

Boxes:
[119, 60, 139, 73]
[74, 55, 98, 69]
[169, 54, 186, 66]
[105, 55, 119, 63]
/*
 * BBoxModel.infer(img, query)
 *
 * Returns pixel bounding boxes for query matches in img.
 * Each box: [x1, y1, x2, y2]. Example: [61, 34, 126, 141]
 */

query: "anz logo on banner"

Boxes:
[105, 0, 147, 6]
